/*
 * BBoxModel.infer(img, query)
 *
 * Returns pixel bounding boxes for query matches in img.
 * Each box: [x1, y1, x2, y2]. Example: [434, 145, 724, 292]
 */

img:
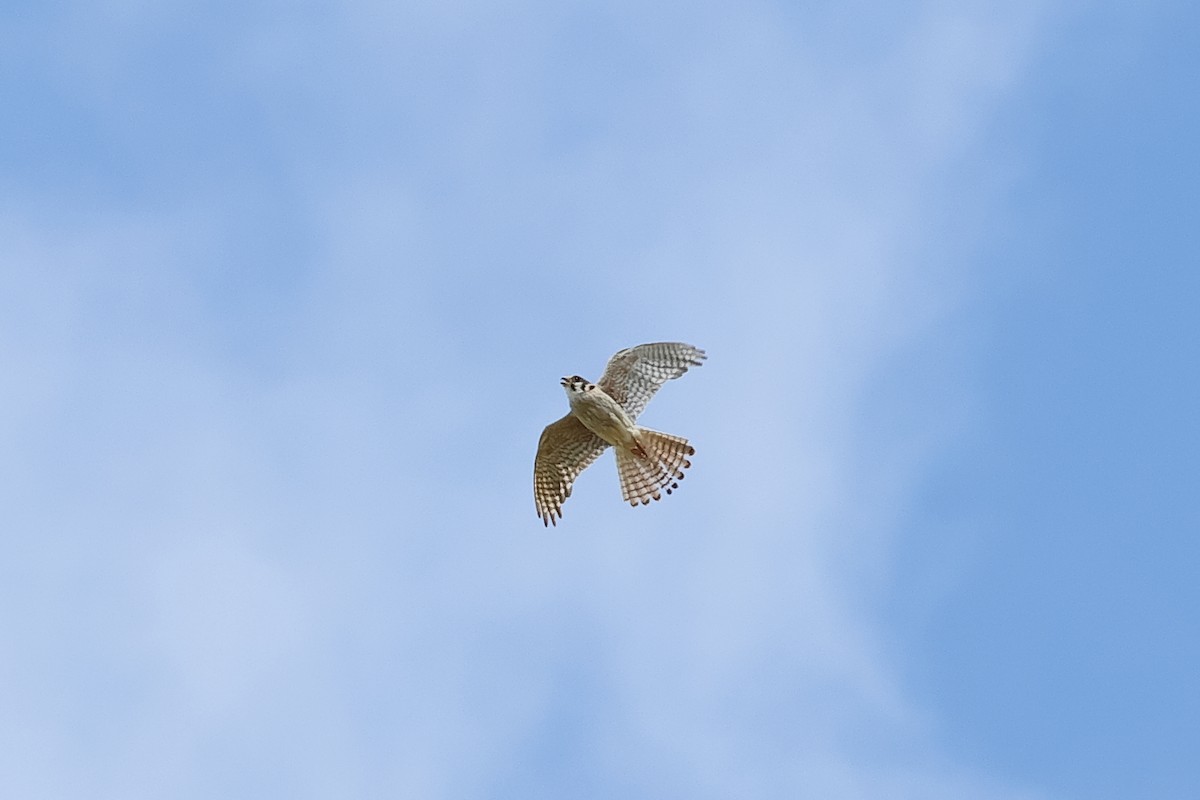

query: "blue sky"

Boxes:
[1, 1, 1197, 798]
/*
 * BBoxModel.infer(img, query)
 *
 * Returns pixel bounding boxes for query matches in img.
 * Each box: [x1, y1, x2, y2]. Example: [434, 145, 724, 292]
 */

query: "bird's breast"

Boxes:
[569, 391, 635, 447]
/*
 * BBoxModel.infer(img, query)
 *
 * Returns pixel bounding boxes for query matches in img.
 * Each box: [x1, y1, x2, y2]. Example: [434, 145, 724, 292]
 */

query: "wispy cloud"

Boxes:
[0, 1, 1061, 797]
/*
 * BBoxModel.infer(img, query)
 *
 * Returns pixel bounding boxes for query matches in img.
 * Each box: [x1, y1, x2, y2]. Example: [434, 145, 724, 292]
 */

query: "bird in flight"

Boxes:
[533, 342, 706, 526]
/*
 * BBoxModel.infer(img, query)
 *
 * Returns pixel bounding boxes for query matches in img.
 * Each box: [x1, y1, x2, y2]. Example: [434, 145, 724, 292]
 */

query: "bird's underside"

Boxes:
[533, 342, 705, 526]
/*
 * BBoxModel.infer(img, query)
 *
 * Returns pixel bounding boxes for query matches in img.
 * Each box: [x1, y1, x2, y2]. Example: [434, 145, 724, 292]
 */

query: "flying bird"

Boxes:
[533, 342, 706, 526]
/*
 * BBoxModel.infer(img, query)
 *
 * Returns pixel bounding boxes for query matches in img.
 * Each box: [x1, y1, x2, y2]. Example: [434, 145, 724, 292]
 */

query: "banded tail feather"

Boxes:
[615, 427, 695, 507]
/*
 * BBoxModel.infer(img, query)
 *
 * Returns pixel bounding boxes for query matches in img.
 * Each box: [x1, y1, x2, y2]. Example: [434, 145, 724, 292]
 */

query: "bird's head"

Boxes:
[561, 375, 593, 395]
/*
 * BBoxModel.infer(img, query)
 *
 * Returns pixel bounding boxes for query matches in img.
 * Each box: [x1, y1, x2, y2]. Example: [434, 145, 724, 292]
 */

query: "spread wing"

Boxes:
[597, 342, 706, 420]
[533, 414, 610, 526]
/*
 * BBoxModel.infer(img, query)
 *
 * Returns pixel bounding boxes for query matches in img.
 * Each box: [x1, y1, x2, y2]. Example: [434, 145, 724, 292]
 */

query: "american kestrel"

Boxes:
[534, 342, 706, 526]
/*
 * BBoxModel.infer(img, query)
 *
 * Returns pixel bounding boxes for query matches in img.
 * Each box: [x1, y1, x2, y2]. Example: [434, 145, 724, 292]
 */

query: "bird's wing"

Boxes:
[597, 342, 706, 420]
[534, 413, 610, 526]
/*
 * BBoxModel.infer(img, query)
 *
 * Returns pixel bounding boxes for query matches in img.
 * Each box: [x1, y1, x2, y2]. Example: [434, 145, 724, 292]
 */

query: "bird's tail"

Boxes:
[615, 427, 695, 507]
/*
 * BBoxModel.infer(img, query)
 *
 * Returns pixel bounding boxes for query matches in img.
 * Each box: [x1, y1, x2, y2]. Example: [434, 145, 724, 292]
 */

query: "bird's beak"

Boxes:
[559, 377, 570, 387]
